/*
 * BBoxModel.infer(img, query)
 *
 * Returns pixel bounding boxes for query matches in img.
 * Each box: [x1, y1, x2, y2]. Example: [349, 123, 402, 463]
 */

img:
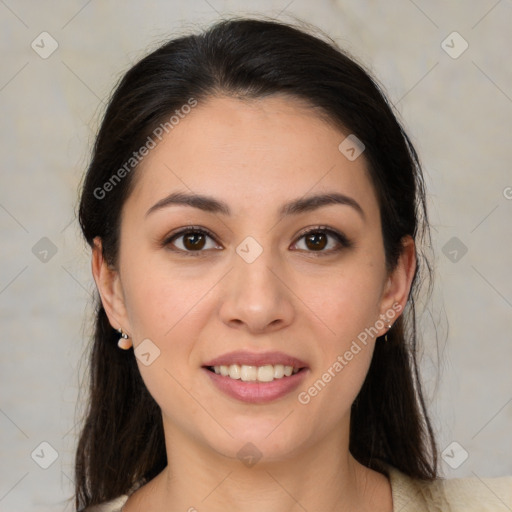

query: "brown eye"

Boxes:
[182, 232, 206, 250]
[165, 228, 221, 253]
[304, 232, 327, 250]
[292, 227, 352, 254]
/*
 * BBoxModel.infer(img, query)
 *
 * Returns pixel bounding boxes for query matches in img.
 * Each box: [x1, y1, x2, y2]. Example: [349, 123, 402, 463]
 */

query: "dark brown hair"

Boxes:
[75, 16, 438, 510]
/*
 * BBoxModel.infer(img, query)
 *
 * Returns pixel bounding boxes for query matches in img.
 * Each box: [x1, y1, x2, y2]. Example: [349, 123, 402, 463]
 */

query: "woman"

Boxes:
[75, 17, 512, 512]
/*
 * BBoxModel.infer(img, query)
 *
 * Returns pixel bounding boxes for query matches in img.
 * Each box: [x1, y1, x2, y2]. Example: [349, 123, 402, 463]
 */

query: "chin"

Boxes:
[204, 417, 312, 465]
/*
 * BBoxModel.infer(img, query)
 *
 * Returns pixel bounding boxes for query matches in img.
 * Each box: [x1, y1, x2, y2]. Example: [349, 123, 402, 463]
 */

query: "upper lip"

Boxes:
[203, 350, 308, 369]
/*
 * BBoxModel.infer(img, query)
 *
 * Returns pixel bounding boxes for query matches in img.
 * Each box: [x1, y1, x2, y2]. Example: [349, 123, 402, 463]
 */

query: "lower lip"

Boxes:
[203, 367, 309, 404]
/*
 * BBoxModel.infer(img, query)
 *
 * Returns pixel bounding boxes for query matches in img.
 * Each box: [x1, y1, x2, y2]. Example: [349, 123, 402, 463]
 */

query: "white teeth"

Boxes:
[258, 365, 274, 382]
[211, 364, 300, 382]
[273, 364, 285, 379]
[240, 365, 257, 382]
[228, 364, 241, 379]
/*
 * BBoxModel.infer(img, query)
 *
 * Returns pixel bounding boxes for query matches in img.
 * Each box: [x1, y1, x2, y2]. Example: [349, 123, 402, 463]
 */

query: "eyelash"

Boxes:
[162, 225, 353, 257]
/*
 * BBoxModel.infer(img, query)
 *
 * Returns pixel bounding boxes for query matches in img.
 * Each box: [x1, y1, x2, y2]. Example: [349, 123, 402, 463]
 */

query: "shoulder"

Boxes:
[386, 464, 512, 511]
[81, 495, 128, 512]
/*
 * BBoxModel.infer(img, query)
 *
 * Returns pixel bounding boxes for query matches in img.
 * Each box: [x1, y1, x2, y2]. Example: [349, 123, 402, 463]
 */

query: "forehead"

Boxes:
[124, 94, 380, 221]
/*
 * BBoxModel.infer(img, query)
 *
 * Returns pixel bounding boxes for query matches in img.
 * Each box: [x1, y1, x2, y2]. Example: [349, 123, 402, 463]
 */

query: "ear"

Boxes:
[377, 235, 416, 332]
[91, 237, 131, 334]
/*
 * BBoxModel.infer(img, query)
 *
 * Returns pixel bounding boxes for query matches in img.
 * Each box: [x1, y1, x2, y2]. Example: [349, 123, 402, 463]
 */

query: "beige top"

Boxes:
[86, 464, 512, 511]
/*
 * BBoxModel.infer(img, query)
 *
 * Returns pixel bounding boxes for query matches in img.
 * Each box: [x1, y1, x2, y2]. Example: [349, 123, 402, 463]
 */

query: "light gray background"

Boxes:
[1, 1, 511, 510]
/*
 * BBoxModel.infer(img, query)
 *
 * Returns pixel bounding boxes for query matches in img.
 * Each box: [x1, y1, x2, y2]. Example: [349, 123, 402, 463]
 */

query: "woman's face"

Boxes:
[97, 95, 413, 464]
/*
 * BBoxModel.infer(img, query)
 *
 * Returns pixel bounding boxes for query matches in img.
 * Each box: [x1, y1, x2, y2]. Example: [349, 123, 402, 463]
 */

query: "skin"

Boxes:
[92, 95, 416, 511]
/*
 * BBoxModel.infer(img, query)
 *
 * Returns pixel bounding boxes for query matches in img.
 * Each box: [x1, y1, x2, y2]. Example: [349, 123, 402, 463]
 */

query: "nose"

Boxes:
[218, 245, 295, 334]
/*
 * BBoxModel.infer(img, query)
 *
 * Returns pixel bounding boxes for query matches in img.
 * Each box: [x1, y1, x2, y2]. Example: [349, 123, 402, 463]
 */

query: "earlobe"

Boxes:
[91, 237, 130, 334]
[379, 235, 416, 329]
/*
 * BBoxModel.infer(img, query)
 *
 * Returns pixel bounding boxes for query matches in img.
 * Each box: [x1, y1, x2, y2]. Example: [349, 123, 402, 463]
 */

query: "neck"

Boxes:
[129, 422, 391, 512]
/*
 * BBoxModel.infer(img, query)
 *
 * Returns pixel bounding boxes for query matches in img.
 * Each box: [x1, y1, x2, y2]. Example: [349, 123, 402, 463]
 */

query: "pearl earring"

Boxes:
[117, 328, 132, 350]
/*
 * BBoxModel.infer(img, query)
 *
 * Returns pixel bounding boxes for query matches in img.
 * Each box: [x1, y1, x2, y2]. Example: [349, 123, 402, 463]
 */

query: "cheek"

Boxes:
[293, 257, 384, 416]
[302, 258, 384, 340]
[121, 252, 212, 340]
[120, 260, 210, 425]
[119, 250, 217, 393]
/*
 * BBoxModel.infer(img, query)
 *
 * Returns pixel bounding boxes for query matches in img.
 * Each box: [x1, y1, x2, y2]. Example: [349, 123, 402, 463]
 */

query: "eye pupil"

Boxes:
[184, 232, 205, 250]
[305, 232, 327, 250]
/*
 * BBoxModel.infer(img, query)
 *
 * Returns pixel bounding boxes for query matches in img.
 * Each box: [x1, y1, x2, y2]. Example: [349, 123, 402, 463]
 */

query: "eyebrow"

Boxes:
[145, 191, 365, 220]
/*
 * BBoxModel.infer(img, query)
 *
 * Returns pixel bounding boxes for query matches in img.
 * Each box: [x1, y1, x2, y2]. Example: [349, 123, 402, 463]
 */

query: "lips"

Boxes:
[202, 350, 309, 404]
[202, 350, 308, 369]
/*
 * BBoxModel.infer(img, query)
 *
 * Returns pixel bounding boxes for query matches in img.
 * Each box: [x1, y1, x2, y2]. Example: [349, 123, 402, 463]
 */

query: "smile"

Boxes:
[202, 350, 309, 403]
[207, 364, 301, 382]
